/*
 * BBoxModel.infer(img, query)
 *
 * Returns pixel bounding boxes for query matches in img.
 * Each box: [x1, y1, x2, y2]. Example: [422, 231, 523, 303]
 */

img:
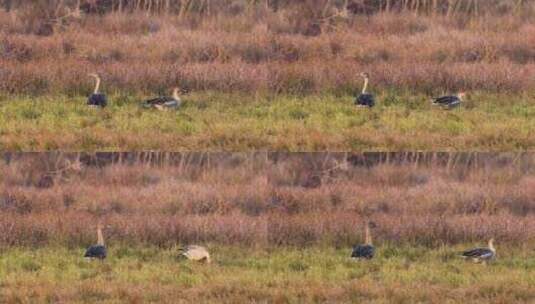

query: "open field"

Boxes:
[3, 1, 535, 300]
[2, 92, 535, 150]
[1, 246, 535, 303]
[2, 5, 535, 150]
[1, 153, 535, 302]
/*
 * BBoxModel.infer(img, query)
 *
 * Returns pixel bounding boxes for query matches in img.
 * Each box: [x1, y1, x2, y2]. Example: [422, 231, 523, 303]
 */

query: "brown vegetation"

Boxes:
[1, 152, 535, 248]
[2, 2, 535, 95]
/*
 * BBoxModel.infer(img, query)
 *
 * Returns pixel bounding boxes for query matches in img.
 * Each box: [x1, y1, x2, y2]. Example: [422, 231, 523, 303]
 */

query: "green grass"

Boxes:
[1, 245, 534, 303]
[1, 92, 535, 151]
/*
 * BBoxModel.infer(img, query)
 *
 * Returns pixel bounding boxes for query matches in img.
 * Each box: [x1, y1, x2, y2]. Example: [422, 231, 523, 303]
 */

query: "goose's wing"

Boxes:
[432, 95, 459, 105]
[355, 93, 375, 107]
[144, 96, 175, 105]
[478, 249, 495, 260]
[87, 94, 108, 107]
[351, 244, 375, 259]
[143, 96, 180, 109]
[84, 245, 107, 259]
[462, 247, 493, 258]
[180, 245, 209, 260]
[446, 99, 461, 108]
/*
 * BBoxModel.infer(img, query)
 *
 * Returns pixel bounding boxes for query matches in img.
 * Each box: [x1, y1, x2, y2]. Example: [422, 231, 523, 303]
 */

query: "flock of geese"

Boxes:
[351, 221, 496, 264]
[87, 74, 182, 110]
[355, 72, 465, 108]
[82, 74, 483, 264]
[85, 221, 496, 265]
[84, 223, 211, 263]
[86, 73, 465, 110]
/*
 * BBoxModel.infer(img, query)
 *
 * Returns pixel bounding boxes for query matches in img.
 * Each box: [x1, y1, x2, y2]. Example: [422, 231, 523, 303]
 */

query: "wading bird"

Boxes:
[142, 87, 182, 111]
[355, 72, 375, 108]
[84, 223, 107, 260]
[461, 238, 496, 264]
[87, 73, 107, 108]
[179, 245, 211, 263]
[432, 92, 465, 109]
[351, 221, 375, 259]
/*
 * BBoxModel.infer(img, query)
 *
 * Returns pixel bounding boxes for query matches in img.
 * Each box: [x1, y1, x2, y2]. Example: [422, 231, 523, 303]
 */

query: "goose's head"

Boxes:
[360, 72, 370, 79]
[88, 73, 100, 79]
[458, 91, 467, 99]
[172, 87, 182, 100]
[97, 223, 111, 230]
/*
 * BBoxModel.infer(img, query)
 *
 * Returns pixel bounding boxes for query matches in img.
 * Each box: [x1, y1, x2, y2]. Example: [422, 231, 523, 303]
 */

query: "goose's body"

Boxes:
[351, 221, 375, 260]
[87, 93, 107, 108]
[462, 239, 496, 263]
[355, 93, 375, 108]
[432, 92, 465, 109]
[142, 88, 181, 110]
[179, 245, 211, 263]
[84, 224, 107, 260]
[355, 73, 375, 108]
[351, 244, 375, 259]
[87, 74, 107, 108]
[84, 245, 107, 259]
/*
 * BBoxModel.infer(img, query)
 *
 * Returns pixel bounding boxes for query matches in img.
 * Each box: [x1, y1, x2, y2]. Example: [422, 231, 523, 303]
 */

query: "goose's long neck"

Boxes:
[93, 77, 101, 94]
[97, 227, 105, 246]
[488, 239, 495, 252]
[362, 77, 369, 94]
[173, 88, 180, 101]
[365, 223, 372, 245]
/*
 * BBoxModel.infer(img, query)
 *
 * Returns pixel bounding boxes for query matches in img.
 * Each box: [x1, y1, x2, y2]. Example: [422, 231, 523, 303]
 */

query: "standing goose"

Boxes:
[432, 92, 465, 109]
[84, 223, 107, 260]
[461, 238, 496, 263]
[142, 87, 182, 111]
[351, 221, 375, 259]
[179, 245, 211, 263]
[87, 73, 107, 108]
[355, 72, 375, 108]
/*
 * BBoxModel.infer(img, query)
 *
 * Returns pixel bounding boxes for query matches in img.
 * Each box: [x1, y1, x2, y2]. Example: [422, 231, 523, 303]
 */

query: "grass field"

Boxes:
[2, 2, 535, 302]
[1, 153, 535, 302]
[3, 6, 535, 150]
[2, 92, 535, 151]
[1, 245, 535, 303]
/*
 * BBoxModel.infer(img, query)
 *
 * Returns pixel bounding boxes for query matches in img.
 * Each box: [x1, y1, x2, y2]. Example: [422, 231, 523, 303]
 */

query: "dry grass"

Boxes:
[1, 152, 535, 248]
[1, 8, 535, 95]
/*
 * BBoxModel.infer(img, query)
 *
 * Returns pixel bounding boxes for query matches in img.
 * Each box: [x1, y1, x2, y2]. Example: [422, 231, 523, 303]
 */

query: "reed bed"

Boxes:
[1, 152, 535, 248]
[2, 5, 535, 95]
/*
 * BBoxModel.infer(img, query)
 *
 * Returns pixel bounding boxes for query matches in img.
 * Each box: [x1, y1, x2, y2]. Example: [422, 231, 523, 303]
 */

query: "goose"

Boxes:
[351, 221, 375, 259]
[179, 245, 211, 263]
[84, 223, 107, 260]
[87, 73, 107, 108]
[354, 72, 375, 108]
[142, 87, 182, 111]
[461, 238, 496, 263]
[432, 92, 465, 109]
